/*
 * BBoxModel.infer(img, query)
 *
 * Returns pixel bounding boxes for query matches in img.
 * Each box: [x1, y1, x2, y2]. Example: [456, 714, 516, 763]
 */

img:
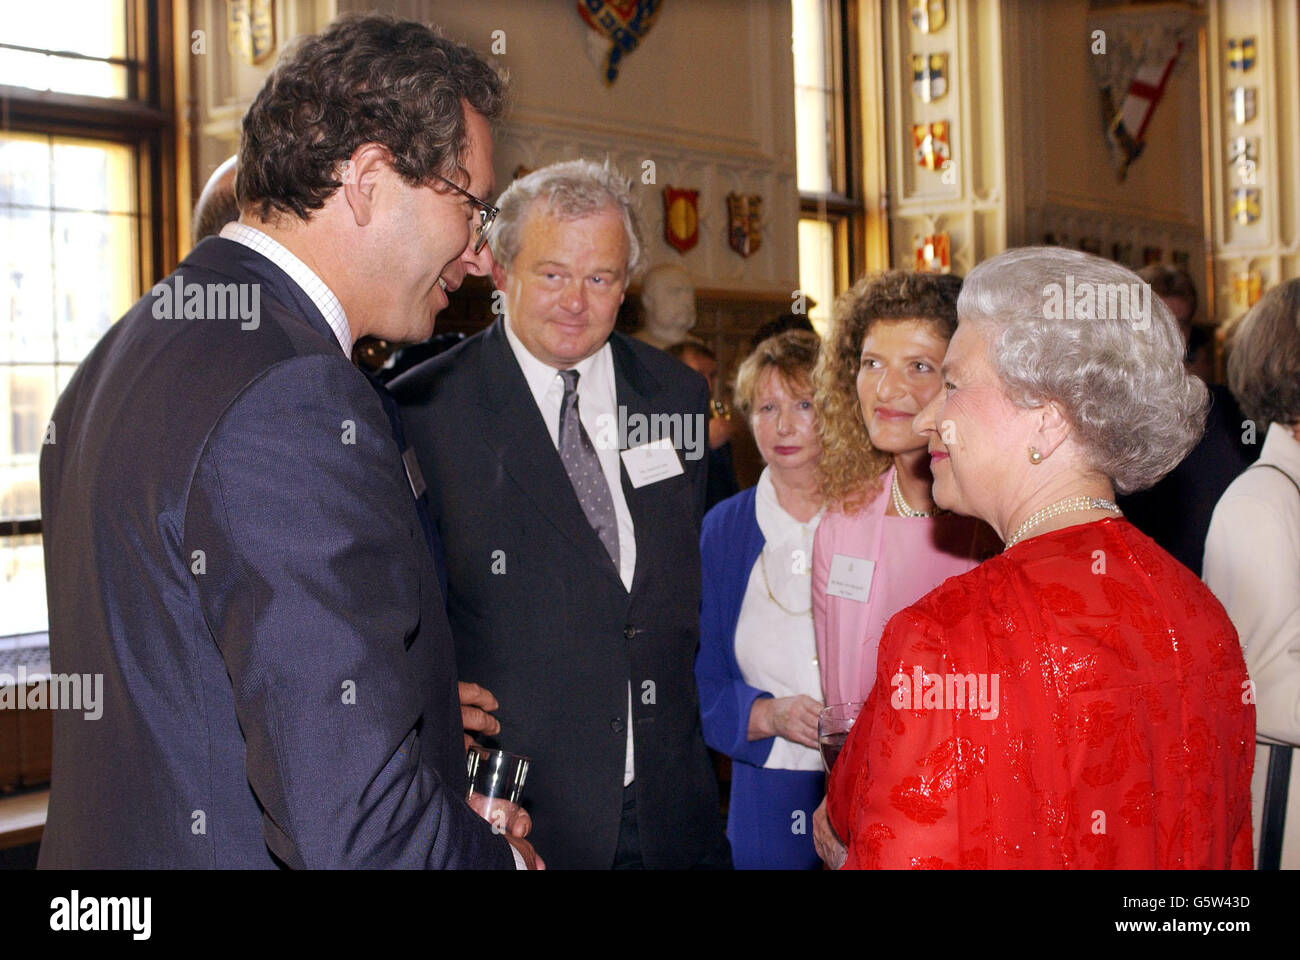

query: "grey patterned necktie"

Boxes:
[557, 368, 620, 569]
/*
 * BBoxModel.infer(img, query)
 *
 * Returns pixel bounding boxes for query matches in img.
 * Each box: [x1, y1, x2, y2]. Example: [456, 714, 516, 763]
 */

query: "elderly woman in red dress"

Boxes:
[820, 247, 1255, 869]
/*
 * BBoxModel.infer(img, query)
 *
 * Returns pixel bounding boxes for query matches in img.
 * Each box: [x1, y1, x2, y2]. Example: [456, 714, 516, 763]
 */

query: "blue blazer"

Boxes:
[696, 487, 772, 764]
[696, 486, 824, 869]
[38, 237, 511, 869]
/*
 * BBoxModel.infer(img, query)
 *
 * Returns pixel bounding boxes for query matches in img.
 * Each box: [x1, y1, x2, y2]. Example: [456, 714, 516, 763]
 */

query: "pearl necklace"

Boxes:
[891, 470, 932, 518]
[1004, 496, 1121, 550]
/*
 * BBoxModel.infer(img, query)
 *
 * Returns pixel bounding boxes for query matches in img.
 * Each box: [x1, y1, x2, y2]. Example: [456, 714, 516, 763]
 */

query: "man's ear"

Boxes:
[340, 142, 392, 228]
[490, 260, 507, 290]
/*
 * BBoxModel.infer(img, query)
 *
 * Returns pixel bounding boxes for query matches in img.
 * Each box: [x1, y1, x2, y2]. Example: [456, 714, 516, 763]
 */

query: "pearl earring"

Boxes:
[1029, 447, 1043, 464]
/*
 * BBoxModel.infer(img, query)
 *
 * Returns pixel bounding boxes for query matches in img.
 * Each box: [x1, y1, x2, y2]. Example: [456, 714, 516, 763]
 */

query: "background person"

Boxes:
[1204, 277, 1300, 870]
[809, 271, 996, 868]
[668, 339, 740, 510]
[811, 271, 996, 711]
[393, 160, 730, 869]
[1118, 264, 1258, 576]
[821, 247, 1253, 869]
[696, 331, 826, 869]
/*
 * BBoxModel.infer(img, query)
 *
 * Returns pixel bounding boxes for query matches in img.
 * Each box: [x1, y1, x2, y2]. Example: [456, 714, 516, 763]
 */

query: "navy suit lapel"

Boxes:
[476, 320, 624, 589]
[609, 334, 671, 600]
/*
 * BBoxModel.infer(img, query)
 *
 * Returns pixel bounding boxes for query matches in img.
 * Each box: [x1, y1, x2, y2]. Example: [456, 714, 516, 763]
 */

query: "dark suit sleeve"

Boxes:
[186, 354, 513, 869]
[695, 509, 776, 766]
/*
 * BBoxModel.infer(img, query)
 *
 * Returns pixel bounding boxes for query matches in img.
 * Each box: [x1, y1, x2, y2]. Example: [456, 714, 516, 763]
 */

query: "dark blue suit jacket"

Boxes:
[362, 371, 448, 599]
[392, 320, 730, 869]
[37, 237, 511, 869]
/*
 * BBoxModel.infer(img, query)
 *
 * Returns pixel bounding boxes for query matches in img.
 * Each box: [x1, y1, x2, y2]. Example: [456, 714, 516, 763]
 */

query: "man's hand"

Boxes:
[813, 797, 846, 869]
[467, 792, 542, 868]
[459, 681, 501, 751]
[506, 834, 545, 870]
[467, 792, 532, 839]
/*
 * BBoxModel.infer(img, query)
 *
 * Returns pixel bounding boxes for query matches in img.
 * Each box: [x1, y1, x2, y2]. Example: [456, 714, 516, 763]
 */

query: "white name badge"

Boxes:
[620, 437, 685, 488]
[826, 553, 875, 603]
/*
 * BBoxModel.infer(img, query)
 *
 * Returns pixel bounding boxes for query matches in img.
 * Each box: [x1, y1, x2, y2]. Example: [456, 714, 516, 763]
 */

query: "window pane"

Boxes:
[0, 1, 129, 98]
[798, 218, 836, 335]
[0, 364, 55, 521]
[4, 206, 55, 365]
[0, 533, 49, 636]
[793, 0, 834, 194]
[2, 133, 138, 368]
[54, 211, 137, 361]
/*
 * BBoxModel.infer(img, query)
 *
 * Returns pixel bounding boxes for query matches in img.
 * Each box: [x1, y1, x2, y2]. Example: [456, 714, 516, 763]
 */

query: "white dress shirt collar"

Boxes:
[502, 313, 612, 411]
[218, 222, 353, 356]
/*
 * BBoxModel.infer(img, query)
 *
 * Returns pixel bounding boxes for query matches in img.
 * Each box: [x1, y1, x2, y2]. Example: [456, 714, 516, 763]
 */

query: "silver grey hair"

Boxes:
[1227, 278, 1300, 427]
[958, 246, 1208, 494]
[488, 159, 645, 281]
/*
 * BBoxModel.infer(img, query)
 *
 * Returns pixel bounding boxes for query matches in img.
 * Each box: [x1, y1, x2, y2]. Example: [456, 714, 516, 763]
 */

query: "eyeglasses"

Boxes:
[434, 174, 498, 254]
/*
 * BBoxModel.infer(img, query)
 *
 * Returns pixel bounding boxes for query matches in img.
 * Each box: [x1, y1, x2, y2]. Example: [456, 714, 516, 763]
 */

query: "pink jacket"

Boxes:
[812, 466, 994, 706]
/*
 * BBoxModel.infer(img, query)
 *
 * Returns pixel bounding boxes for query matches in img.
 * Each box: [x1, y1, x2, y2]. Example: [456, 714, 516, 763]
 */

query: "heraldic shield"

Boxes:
[910, 0, 947, 33]
[727, 193, 762, 258]
[577, 0, 664, 86]
[913, 121, 951, 170]
[228, 0, 276, 65]
[911, 53, 948, 102]
[663, 187, 699, 253]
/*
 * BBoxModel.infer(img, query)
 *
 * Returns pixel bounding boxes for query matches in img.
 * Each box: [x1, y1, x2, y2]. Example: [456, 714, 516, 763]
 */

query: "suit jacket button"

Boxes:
[611, 718, 625, 733]
[623, 625, 636, 640]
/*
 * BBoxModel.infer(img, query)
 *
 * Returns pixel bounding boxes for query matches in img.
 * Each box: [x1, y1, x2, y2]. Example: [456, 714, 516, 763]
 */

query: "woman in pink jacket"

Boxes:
[811, 272, 997, 710]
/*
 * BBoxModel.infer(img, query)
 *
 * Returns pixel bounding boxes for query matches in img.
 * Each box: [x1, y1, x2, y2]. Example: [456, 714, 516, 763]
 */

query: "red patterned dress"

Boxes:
[826, 518, 1255, 869]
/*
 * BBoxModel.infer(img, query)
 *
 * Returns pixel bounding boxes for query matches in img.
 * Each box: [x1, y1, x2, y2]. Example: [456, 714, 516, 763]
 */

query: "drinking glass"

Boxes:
[818, 701, 865, 774]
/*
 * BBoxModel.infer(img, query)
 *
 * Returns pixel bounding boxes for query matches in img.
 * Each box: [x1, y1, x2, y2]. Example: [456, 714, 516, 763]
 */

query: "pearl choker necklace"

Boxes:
[891, 470, 932, 518]
[1004, 496, 1121, 549]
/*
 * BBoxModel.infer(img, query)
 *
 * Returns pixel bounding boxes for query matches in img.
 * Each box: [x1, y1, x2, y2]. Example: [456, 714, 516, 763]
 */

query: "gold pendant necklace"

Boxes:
[759, 548, 812, 618]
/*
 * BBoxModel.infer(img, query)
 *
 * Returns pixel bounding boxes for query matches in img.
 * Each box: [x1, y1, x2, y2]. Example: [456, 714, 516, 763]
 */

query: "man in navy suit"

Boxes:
[393, 161, 731, 869]
[38, 14, 538, 869]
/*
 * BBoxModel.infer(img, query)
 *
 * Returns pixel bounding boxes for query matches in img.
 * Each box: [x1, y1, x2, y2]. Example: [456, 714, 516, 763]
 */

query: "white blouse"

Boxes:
[734, 469, 826, 771]
[1204, 421, 1300, 868]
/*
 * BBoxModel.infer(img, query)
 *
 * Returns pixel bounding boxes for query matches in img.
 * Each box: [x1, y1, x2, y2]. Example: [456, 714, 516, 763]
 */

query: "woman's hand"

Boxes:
[813, 797, 847, 869]
[748, 694, 822, 748]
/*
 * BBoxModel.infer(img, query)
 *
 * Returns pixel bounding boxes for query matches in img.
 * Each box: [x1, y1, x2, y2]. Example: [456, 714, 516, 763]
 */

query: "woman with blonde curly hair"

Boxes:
[811, 271, 995, 713]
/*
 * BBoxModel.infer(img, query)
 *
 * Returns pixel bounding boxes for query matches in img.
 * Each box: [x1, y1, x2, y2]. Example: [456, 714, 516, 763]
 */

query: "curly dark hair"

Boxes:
[812, 270, 962, 512]
[237, 14, 507, 221]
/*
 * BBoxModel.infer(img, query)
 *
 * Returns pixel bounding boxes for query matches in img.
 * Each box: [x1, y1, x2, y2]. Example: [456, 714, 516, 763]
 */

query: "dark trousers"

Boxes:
[611, 784, 734, 870]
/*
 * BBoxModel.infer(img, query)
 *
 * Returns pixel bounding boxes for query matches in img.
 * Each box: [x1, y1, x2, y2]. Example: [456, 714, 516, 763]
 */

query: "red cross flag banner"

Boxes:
[1096, 39, 1184, 182]
[577, 0, 663, 85]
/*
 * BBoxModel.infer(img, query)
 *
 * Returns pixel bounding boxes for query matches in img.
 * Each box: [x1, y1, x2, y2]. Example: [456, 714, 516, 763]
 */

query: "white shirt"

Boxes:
[219, 222, 353, 356]
[734, 468, 825, 771]
[503, 316, 638, 786]
[1204, 422, 1300, 747]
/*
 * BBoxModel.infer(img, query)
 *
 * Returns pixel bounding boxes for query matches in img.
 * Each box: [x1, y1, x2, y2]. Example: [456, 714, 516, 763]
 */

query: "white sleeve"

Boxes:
[1204, 492, 1300, 744]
